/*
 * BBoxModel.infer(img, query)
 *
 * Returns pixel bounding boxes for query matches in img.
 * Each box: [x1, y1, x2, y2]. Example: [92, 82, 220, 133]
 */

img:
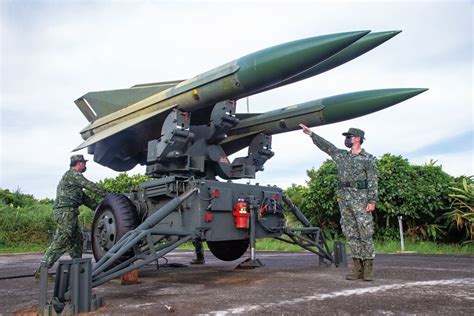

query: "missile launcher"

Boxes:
[41, 31, 428, 314]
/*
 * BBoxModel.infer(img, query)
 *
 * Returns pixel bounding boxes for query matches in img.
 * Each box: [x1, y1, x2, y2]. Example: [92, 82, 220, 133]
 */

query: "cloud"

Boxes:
[407, 129, 473, 157]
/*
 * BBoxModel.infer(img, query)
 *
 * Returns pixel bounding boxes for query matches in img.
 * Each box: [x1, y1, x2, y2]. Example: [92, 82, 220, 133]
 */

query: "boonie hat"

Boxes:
[342, 127, 365, 139]
[70, 154, 88, 163]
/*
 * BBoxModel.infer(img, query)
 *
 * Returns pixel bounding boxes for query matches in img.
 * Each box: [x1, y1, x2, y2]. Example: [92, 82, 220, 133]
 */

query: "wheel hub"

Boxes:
[95, 209, 117, 252]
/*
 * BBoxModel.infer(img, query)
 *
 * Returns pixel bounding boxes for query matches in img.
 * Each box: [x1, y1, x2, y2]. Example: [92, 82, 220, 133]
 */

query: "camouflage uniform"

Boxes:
[310, 132, 377, 259]
[190, 240, 205, 264]
[41, 167, 107, 268]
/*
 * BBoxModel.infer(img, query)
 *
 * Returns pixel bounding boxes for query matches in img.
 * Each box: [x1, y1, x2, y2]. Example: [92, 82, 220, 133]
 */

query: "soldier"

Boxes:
[34, 154, 108, 280]
[190, 240, 205, 264]
[299, 124, 377, 281]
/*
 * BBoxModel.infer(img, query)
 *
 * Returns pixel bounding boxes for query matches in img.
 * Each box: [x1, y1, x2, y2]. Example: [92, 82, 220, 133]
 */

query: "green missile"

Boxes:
[74, 31, 369, 151]
[250, 31, 402, 95]
[222, 88, 428, 155]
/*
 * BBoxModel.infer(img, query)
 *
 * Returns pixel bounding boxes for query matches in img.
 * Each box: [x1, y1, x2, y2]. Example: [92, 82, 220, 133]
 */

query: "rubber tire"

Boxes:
[207, 239, 250, 261]
[92, 193, 139, 262]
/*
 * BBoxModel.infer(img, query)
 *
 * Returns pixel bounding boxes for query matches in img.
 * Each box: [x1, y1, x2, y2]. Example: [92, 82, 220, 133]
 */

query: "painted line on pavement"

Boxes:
[203, 278, 474, 315]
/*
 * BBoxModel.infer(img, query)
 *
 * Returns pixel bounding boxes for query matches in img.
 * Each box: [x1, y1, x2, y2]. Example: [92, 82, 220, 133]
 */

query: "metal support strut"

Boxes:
[237, 202, 264, 269]
[92, 188, 198, 286]
[279, 194, 347, 267]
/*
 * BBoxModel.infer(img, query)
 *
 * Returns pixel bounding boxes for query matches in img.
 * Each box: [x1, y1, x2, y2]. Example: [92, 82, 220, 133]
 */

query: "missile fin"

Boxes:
[75, 80, 184, 121]
[73, 107, 170, 151]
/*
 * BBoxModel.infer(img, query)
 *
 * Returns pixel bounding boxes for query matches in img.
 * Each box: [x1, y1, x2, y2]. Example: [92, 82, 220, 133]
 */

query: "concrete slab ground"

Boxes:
[0, 251, 473, 315]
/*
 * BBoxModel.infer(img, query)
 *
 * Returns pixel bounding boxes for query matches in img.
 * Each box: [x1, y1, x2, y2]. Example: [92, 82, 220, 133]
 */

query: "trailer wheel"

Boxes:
[207, 239, 249, 261]
[92, 193, 139, 262]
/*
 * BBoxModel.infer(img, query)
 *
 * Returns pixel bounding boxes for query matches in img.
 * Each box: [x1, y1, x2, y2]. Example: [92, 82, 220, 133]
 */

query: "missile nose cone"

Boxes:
[368, 30, 402, 42]
[321, 88, 429, 124]
[235, 30, 370, 93]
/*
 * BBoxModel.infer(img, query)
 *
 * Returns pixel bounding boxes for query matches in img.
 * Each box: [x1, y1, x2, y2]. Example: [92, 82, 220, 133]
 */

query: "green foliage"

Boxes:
[98, 173, 150, 193]
[376, 154, 452, 242]
[78, 206, 94, 229]
[305, 160, 341, 235]
[285, 153, 470, 244]
[375, 239, 474, 255]
[444, 176, 474, 243]
[0, 201, 55, 246]
[0, 188, 36, 208]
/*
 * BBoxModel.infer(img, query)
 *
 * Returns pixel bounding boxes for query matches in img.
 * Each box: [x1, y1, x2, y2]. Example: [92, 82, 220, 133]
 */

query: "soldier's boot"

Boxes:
[345, 258, 363, 280]
[34, 266, 54, 282]
[190, 253, 205, 265]
[363, 259, 374, 281]
[190, 241, 205, 264]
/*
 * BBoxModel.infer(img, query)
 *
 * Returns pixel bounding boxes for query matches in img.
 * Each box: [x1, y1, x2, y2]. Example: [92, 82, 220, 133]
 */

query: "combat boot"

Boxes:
[34, 267, 54, 282]
[190, 241, 205, 264]
[34, 268, 41, 281]
[345, 258, 363, 280]
[363, 259, 374, 281]
[190, 255, 205, 265]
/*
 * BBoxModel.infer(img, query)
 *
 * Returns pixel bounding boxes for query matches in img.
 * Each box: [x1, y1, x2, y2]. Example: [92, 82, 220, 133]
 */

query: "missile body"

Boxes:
[222, 88, 428, 155]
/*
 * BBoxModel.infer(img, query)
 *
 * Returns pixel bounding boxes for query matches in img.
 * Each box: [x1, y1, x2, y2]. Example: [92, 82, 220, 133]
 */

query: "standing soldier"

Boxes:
[34, 154, 108, 280]
[299, 124, 378, 281]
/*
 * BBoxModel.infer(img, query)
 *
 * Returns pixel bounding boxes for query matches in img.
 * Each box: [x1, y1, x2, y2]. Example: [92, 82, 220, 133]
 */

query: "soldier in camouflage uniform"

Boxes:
[34, 154, 108, 280]
[300, 124, 378, 281]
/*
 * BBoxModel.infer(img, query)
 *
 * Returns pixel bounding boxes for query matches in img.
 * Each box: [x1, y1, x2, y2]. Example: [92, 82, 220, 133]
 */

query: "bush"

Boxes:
[0, 201, 54, 246]
[443, 176, 474, 243]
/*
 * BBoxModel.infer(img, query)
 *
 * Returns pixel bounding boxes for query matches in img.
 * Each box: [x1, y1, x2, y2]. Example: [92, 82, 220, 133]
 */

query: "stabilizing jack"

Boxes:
[237, 206, 264, 269]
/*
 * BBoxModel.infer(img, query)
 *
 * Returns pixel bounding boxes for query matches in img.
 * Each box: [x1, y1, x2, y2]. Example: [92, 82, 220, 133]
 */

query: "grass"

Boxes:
[0, 202, 54, 247]
[375, 239, 474, 255]
[2, 238, 473, 255]
[0, 243, 47, 254]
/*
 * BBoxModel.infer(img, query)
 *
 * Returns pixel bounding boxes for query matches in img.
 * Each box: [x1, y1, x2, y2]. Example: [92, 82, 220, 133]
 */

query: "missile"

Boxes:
[248, 30, 402, 96]
[74, 30, 370, 151]
[222, 88, 428, 155]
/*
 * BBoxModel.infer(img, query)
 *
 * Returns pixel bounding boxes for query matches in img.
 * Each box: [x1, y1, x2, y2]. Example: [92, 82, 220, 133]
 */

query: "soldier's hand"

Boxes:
[366, 203, 376, 212]
[299, 123, 312, 136]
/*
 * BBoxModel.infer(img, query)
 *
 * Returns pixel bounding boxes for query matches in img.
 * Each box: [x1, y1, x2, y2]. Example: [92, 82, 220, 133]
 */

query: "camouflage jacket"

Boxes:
[53, 168, 107, 210]
[310, 132, 378, 203]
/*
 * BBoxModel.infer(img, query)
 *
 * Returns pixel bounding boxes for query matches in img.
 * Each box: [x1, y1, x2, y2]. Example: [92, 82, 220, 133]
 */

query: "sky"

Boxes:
[1, 0, 472, 199]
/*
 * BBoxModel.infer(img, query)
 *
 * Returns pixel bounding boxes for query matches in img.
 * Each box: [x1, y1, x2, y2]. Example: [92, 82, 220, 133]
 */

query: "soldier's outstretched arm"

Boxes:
[299, 123, 338, 157]
[72, 172, 108, 198]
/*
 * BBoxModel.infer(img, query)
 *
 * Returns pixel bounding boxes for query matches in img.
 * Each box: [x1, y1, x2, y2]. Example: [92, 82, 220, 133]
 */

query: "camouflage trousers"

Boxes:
[337, 189, 375, 259]
[193, 240, 204, 260]
[41, 207, 83, 268]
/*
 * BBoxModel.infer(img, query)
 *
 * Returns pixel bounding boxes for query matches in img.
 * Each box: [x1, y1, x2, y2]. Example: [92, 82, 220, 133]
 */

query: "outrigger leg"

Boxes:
[278, 194, 347, 267]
